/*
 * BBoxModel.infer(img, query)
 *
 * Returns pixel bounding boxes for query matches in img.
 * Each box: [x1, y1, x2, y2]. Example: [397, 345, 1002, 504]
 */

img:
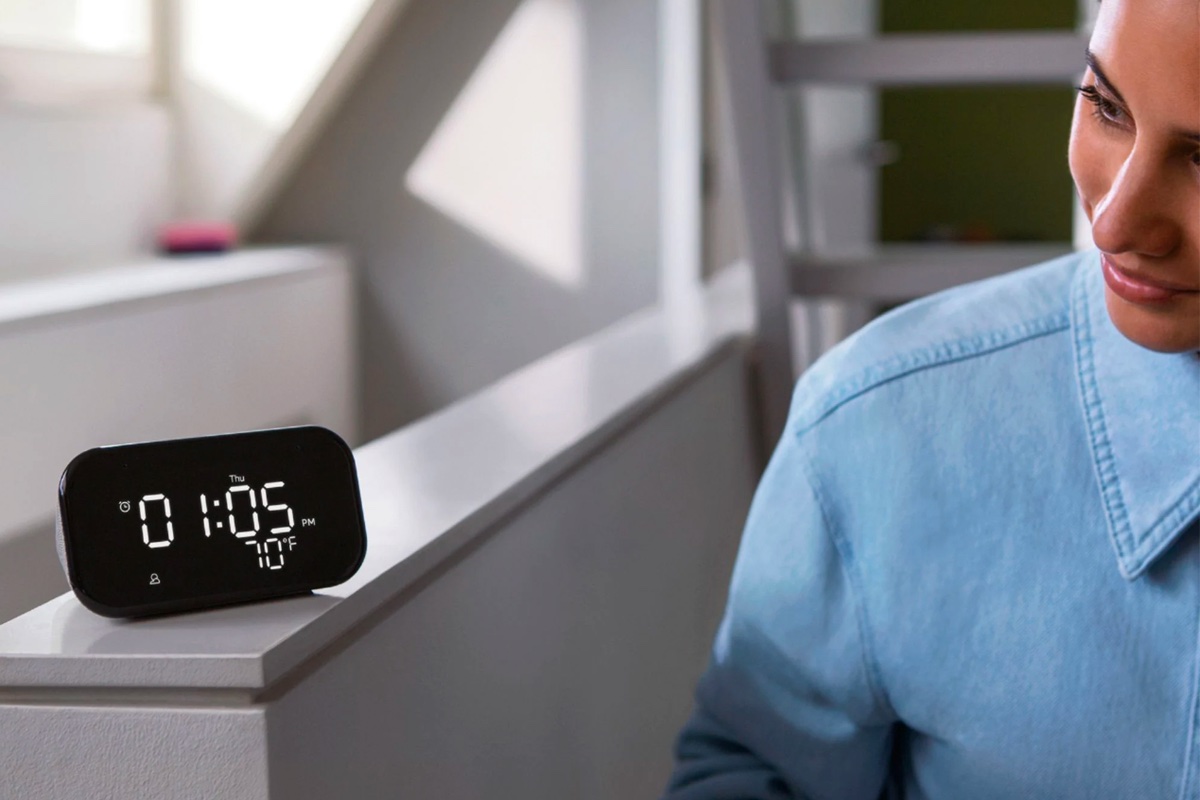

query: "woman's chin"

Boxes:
[1104, 288, 1200, 353]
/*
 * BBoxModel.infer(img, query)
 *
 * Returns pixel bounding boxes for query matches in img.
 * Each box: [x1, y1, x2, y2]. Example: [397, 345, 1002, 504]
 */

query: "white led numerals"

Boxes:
[143, 480, 302, 570]
[226, 485, 259, 539]
[233, 482, 299, 570]
[261, 482, 295, 534]
[139, 494, 174, 549]
[245, 482, 298, 570]
[249, 536, 296, 570]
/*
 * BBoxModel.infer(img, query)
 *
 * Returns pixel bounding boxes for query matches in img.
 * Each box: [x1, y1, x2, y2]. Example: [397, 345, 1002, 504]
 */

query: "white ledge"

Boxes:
[0, 267, 754, 695]
[0, 246, 348, 336]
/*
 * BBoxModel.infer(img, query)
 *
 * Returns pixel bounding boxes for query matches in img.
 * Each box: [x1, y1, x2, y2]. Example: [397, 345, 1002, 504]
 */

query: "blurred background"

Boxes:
[0, 0, 1092, 621]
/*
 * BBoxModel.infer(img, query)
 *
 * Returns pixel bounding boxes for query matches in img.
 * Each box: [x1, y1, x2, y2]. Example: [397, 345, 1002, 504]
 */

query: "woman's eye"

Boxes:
[1077, 85, 1127, 128]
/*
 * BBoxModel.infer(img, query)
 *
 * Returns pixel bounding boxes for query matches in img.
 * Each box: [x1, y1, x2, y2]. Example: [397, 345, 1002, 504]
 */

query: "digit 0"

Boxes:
[259, 537, 285, 570]
[139, 494, 174, 549]
[226, 485, 259, 539]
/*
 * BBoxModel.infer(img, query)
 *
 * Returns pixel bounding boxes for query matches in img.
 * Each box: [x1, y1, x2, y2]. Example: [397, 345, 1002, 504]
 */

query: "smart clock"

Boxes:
[56, 426, 367, 618]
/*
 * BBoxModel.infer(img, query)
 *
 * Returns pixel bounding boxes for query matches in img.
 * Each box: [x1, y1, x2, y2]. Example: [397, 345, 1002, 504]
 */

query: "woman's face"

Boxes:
[1068, 0, 1200, 353]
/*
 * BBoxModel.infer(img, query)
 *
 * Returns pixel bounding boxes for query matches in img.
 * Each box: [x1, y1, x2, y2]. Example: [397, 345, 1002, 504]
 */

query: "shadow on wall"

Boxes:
[255, 0, 661, 441]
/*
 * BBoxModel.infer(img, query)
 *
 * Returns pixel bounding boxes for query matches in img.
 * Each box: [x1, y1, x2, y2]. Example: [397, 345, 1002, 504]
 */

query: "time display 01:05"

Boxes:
[136, 477, 309, 570]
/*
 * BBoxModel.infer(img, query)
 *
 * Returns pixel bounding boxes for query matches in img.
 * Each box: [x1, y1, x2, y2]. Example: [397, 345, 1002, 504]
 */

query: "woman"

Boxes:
[664, 0, 1199, 797]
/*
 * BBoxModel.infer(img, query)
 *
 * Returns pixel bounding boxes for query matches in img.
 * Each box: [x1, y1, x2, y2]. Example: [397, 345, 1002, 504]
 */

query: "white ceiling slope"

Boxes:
[171, 0, 415, 229]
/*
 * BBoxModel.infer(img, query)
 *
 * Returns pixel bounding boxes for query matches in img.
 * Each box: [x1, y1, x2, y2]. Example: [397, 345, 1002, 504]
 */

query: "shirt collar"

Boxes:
[1071, 251, 1200, 580]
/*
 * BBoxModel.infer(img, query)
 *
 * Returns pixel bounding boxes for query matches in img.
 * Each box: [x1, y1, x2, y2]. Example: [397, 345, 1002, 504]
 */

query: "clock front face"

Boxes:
[59, 426, 366, 616]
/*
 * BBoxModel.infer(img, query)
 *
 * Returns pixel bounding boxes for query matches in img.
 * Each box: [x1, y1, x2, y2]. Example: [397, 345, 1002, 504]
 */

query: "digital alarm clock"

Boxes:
[56, 426, 367, 618]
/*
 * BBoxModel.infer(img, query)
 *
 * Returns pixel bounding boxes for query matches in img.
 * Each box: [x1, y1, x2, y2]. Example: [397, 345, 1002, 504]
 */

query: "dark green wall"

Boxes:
[881, 0, 1075, 33]
[878, 0, 1078, 243]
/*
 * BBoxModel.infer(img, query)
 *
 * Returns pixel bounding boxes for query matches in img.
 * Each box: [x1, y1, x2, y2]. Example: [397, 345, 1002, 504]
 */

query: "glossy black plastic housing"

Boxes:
[57, 426, 367, 618]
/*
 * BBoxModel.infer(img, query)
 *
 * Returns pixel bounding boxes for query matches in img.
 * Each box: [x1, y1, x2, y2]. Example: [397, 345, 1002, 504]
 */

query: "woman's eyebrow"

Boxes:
[1085, 48, 1127, 105]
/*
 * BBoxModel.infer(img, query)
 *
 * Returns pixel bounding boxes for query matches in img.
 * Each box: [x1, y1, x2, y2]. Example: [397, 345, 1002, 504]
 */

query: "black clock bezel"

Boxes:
[56, 426, 368, 618]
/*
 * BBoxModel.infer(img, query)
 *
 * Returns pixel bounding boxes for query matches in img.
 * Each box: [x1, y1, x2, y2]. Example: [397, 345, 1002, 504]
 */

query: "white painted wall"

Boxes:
[2, 706, 269, 800]
[659, 0, 703, 306]
[257, 0, 663, 440]
[0, 101, 169, 282]
[0, 248, 356, 623]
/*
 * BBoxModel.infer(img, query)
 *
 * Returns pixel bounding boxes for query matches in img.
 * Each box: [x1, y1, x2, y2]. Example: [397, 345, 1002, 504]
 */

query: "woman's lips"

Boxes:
[1101, 254, 1199, 304]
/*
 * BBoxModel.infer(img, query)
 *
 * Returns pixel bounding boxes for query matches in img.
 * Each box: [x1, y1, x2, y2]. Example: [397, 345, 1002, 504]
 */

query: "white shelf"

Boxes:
[770, 32, 1088, 86]
[0, 246, 346, 335]
[790, 243, 1075, 300]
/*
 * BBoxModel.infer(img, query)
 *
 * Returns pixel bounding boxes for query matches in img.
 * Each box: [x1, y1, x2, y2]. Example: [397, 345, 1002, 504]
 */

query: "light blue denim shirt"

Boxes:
[665, 250, 1200, 799]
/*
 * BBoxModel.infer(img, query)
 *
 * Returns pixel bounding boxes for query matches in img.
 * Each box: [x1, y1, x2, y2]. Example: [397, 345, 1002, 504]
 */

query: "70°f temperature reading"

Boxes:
[249, 535, 297, 570]
[130, 479, 310, 570]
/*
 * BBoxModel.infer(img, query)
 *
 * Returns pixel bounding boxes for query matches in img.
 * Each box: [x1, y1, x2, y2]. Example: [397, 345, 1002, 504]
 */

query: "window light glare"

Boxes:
[74, 0, 147, 53]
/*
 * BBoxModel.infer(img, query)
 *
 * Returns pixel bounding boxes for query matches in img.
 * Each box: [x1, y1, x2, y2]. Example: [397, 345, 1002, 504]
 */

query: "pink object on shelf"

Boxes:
[158, 221, 239, 254]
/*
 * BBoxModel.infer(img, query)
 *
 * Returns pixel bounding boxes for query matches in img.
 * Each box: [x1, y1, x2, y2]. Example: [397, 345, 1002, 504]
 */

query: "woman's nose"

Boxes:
[1088, 145, 1181, 258]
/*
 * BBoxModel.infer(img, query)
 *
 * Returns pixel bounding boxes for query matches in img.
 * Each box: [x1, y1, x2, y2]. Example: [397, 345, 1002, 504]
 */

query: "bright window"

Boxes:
[0, 0, 152, 103]
[0, 0, 149, 54]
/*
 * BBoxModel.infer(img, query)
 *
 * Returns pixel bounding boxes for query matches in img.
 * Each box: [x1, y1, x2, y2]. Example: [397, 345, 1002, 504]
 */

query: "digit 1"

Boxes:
[139, 494, 174, 549]
[260, 482, 295, 534]
[201, 494, 211, 537]
[226, 485, 259, 539]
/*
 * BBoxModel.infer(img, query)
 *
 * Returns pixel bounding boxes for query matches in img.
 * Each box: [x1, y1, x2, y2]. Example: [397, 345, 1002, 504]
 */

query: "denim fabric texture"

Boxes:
[664, 250, 1200, 799]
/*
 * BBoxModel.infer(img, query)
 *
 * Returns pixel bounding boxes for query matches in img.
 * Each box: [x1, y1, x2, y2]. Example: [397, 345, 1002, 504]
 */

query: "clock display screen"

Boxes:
[58, 426, 366, 617]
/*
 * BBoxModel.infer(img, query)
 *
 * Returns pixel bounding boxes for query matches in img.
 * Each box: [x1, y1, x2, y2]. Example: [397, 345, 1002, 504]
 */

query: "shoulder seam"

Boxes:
[798, 445, 898, 721]
[792, 311, 1072, 439]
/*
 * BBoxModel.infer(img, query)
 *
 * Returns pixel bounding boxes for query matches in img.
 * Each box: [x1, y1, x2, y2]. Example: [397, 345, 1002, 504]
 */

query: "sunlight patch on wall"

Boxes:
[406, 0, 584, 289]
